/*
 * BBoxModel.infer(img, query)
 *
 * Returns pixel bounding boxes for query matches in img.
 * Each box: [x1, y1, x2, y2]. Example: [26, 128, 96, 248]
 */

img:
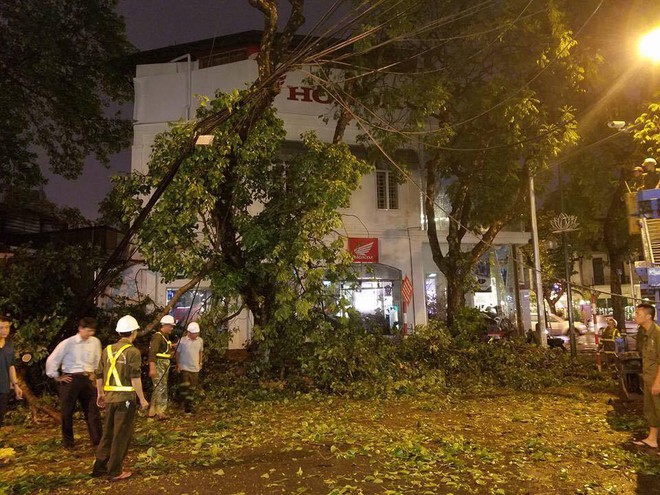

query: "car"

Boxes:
[547, 314, 588, 336]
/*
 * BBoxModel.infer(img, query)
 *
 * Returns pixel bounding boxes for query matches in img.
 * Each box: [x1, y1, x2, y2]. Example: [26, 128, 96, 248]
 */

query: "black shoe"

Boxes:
[91, 460, 107, 477]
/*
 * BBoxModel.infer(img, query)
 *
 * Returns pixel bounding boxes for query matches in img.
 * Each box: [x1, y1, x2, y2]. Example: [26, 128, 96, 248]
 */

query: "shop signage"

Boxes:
[287, 85, 332, 104]
[402, 275, 413, 304]
[348, 237, 379, 263]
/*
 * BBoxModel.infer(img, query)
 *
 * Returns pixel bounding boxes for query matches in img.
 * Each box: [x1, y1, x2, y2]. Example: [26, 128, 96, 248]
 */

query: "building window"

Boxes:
[376, 171, 398, 210]
[593, 258, 605, 285]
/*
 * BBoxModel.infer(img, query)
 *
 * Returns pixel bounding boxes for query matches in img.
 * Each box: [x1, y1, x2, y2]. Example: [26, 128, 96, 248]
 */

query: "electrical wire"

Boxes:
[305, 60, 648, 310]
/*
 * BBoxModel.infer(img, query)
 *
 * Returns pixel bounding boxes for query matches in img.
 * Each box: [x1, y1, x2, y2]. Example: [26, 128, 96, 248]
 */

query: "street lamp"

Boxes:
[551, 212, 580, 359]
[639, 27, 660, 64]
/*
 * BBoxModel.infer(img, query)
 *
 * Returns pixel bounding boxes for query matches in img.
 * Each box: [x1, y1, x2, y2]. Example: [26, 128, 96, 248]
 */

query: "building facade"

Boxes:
[125, 34, 531, 348]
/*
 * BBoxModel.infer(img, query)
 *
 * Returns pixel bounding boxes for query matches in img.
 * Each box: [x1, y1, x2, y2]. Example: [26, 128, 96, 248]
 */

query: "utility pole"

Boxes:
[554, 161, 579, 358]
[529, 171, 547, 346]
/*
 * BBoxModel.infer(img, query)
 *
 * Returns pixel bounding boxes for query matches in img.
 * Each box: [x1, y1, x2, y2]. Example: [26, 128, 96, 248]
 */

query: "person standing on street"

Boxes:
[633, 303, 660, 449]
[598, 317, 620, 369]
[46, 317, 103, 448]
[0, 316, 23, 428]
[176, 321, 204, 414]
[92, 315, 148, 481]
[642, 158, 659, 190]
[148, 315, 175, 419]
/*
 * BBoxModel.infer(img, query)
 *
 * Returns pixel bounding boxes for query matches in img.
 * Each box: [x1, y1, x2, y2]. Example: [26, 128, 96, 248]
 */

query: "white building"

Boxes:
[125, 33, 531, 348]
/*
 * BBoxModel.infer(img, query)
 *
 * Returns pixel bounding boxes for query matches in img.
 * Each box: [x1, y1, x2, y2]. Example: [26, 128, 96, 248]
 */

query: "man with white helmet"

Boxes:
[643, 157, 659, 190]
[92, 315, 148, 481]
[176, 321, 204, 414]
[148, 315, 176, 419]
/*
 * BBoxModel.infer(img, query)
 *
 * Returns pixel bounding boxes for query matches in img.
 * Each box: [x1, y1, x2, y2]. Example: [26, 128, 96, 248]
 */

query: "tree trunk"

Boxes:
[445, 272, 467, 329]
[17, 369, 60, 424]
[603, 167, 633, 333]
[609, 252, 626, 332]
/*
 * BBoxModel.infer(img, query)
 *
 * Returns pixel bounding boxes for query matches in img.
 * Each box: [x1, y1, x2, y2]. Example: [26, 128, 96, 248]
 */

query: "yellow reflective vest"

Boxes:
[103, 344, 135, 392]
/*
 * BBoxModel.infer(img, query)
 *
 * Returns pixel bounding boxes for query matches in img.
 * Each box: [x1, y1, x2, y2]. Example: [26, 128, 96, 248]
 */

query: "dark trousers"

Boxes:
[180, 371, 199, 413]
[60, 375, 102, 447]
[0, 393, 8, 428]
[93, 400, 137, 477]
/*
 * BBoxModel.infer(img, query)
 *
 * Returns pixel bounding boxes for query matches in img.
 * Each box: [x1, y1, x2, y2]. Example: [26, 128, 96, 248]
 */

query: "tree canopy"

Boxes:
[334, 0, 590, 325]
[0, 0, 134, 189]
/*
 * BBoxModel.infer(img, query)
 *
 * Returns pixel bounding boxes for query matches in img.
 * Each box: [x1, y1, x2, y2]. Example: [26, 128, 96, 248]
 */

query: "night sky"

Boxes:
[43, 0, 332, 220]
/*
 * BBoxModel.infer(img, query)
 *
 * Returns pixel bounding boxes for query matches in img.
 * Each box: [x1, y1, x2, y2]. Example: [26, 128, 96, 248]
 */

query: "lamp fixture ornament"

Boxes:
[551, 213, 580, 233]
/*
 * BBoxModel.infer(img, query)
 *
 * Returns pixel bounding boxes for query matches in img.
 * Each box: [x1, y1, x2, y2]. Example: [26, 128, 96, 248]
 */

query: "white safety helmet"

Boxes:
[187, 322, 200, 334]
[116, 315, 139, 333]
[160, 315, 176, 326]
[643, 157, 657, 170]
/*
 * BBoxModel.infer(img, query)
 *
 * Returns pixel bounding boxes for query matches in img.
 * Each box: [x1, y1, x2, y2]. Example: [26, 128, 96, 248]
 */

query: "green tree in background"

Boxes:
[338, 0, 588, 327]
[0, 0, 134, 189]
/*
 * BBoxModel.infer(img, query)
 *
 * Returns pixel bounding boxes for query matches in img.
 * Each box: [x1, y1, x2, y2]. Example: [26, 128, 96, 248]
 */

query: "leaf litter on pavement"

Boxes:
[0, 382, 657, 495]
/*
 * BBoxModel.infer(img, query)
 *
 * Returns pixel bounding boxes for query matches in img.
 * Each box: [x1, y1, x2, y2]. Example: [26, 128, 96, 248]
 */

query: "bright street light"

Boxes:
[639, 27, 660, 64]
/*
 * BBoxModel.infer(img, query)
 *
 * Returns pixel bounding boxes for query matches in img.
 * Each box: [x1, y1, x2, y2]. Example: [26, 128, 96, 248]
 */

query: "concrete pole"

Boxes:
[529, 173, 547, 346]
[563, 231, 578, 358]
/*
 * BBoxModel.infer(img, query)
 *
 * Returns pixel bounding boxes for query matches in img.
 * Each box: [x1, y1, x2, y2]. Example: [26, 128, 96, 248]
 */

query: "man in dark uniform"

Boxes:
[599, 317, 620, 369]
[630, 166, 645, 192]
[92, 315, 148, 481]
[148, 315, 175, 419]
[632, 303, 660, 449]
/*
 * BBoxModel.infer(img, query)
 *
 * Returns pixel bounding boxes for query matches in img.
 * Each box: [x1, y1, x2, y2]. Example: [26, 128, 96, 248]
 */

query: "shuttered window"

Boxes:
[376, 171, 398, 210]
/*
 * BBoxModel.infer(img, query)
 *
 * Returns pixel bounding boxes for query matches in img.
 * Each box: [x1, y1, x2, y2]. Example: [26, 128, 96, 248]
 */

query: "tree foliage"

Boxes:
[108, 90, 371, 370]
[0, 244, 106, 362]
[340, 0, 586, 325]
[0, 0, 134, 188]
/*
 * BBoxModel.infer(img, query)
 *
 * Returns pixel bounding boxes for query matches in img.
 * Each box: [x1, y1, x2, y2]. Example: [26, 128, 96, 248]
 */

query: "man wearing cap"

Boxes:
[176, 322, 204, 414]
[46, 317, 103, 448]
[148, 315, 176, 419]
[643, 158, 659, 190]
[631, 166, 645, 191]
[92, 315, 148, 481]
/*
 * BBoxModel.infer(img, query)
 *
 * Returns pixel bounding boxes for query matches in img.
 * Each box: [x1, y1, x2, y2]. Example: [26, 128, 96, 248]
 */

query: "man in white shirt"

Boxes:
[176, 322, 203, 413]
[46, 317, 103, 448]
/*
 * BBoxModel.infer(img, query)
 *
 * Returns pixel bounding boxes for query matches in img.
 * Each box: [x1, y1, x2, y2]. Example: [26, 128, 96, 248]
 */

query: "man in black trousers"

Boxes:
[46, 317, 102, 448]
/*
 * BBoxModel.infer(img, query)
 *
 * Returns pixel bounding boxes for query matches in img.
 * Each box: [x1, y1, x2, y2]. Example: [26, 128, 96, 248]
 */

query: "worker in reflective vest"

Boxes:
[92, 315, 148, 481]
[148, 315, 175, 420]
[599, 317, 620, 368]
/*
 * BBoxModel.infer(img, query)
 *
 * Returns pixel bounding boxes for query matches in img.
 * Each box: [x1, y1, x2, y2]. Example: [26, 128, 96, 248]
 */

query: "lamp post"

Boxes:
[639, 27, 660, 64]
[551, 213, 580, 358]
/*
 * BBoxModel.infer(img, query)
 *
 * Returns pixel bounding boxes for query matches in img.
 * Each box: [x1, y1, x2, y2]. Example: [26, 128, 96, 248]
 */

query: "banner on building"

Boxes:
[475, 255, 491, 292]
[402, 275, 413, 304]
[348, 237, 379, 263]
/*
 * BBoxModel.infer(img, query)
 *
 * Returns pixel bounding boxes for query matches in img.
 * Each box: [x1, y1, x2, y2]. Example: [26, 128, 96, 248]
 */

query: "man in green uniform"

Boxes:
[92, 315, 148, 481]
[632, 303, 660, 449]
[599, 317, 620, 369]
[148, 315, 175, 419]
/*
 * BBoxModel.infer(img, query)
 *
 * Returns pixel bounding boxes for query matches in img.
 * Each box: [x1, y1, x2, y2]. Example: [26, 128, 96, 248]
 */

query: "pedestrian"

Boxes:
[632, 303, 660, 449]
[598, 317, 620, 369]
[46, 317, 103, 448]
[148, 315, 175, 420]
[642, 158, 659, 190]
[631, 166, 645, 191]
[176, 322, 204, 414]
[0, 316, 23, 428]
[92, 315, 148, 481]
